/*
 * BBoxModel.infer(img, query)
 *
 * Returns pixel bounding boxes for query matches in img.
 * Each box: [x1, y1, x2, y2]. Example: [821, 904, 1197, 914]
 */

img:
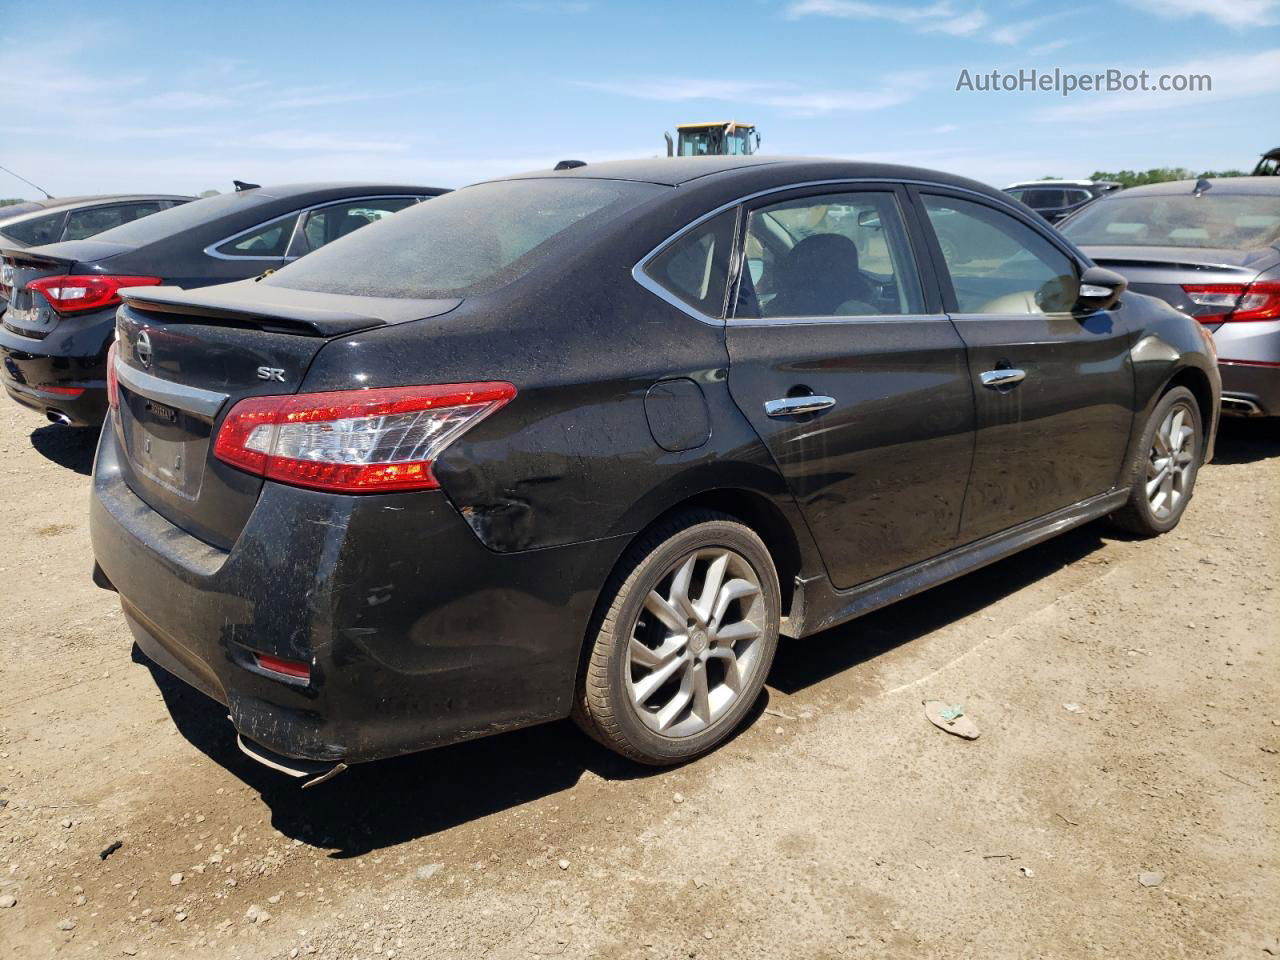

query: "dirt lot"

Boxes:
[0, 399, 1276, 960]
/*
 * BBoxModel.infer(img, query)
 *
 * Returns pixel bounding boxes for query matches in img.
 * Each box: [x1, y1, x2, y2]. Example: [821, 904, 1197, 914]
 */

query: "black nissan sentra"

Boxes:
[90, 157, 1220, 782]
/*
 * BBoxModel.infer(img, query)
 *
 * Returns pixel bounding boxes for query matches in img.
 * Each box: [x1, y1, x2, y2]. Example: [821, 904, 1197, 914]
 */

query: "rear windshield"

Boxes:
[89, 191, 274, 247]
[265, 178, 663, 299]
[1062, 193, 1280, 250]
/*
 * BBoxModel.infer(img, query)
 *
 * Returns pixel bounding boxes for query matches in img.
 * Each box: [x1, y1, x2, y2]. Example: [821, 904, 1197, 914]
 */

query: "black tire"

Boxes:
[1109, 386, 1203, 537]
[572, 509, 781, 765]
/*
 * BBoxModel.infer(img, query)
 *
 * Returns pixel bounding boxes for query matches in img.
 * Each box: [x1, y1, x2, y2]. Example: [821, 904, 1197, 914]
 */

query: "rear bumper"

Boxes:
[0, 309, 113, 425]
[90, 422, 629, 765]
[1218, 361, 1280, 416]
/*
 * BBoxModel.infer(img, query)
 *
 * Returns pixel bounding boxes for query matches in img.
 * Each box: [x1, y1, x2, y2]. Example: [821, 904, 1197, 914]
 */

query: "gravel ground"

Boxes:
[0, 401, 1276, 959]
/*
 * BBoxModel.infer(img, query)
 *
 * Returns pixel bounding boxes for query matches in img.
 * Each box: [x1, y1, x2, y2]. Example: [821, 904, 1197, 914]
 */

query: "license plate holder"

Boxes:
[121, 396, 211, 501]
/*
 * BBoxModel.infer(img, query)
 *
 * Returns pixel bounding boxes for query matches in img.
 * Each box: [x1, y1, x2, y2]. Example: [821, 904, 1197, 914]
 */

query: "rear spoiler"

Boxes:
[0, 246, 75, 268]
[121, 286, 387, 337]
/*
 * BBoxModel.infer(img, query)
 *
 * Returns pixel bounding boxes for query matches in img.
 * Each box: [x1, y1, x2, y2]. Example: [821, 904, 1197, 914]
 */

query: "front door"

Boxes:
[725, 186, 976, 591]
[912, 190, 1136, 542]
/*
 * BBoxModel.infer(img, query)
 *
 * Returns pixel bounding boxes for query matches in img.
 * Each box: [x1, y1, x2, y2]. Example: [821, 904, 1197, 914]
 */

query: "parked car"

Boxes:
[1004, 179, 1121, 224]
[2, 183, 446, 426]
[90, 157, 1219, 782]
[1060, 176, 1280, 417]
[0, 194, 193, 307]
[1254, 147, 1279, 176]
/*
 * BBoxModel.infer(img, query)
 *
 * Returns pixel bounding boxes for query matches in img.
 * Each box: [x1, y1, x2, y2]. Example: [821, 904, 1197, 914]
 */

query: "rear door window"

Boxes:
[63, 201, 167, 241]
[735, 191, 923, 319]
[213, 213, 300, 258]
[295, 197, 419, 255]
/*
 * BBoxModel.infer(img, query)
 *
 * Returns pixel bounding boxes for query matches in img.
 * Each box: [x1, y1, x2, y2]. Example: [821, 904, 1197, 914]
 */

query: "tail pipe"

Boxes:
[1221, 396, 1263, 416]
[235, 732, 348, 788]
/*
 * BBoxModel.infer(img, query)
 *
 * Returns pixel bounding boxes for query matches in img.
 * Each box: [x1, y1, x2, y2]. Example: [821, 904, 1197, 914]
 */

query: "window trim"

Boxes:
[203, 194, 426, 262]
[632, 177, 1083, 326]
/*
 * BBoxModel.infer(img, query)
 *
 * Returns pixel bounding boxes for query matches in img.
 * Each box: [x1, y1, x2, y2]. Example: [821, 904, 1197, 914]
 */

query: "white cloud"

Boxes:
[787, 0, 987, 34]
[578, 74, 930, 116]
[1028, 38, 1072, 55]
[987, 13, 1068, 45]
[128, 91, 235, 111]
[1037, 48, 1280, 119]
[235, 130, 411, 154]
[1123, 0, 1279, 29]
[261, 86, 409, 110]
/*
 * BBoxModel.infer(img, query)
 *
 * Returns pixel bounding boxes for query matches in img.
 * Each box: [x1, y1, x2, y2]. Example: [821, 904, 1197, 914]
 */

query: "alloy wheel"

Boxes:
[626, 547, 766, 738]
[1146, 401, 1196, 520]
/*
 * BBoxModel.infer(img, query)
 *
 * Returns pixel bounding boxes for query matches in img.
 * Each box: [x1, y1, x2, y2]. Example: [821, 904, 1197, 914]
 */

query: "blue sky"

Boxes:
[1, 0, 1277, 198]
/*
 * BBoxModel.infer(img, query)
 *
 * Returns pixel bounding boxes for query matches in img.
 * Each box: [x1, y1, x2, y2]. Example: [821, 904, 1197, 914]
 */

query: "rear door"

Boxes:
[911, 189, 1135, 542]
[723, 184, 976, 590]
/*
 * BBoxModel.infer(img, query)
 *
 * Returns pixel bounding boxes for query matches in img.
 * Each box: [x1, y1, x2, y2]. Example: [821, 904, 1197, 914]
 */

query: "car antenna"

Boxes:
[554, 160, 587, 171]
[233, 180, 262, 192]
[1193, 177, 1212, 197]
[0, 162, 53, 199]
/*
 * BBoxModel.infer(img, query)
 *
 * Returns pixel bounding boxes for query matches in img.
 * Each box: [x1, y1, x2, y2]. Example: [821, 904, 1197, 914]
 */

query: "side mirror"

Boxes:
[1076, 264, 1126, 311]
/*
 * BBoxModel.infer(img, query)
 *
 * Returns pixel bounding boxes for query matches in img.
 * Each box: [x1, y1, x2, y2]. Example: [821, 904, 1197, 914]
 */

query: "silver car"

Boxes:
[1061, 177, 1280, 417]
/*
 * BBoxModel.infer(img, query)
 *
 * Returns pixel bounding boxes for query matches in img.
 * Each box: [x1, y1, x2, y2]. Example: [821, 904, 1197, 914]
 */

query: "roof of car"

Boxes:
[1096, 176, 1280, 197]
[499, 156, 782, 186]
[233, 182, 445, 199]
[1004, 179, 1117, 189]
[0, 193, 193, 221]
[498, 156, 1015, 195]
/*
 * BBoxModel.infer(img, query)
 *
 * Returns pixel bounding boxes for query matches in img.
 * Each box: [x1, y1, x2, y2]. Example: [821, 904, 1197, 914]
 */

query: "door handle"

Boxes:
[979, 368, 1026, 389]
[764, 395, 837, 417]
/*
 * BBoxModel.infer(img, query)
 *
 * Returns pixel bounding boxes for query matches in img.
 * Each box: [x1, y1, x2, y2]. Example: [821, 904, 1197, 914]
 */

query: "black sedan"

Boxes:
[1, 182, 446, 426]
[0, 194, 193, 309]
[90, 157, 1219, 781]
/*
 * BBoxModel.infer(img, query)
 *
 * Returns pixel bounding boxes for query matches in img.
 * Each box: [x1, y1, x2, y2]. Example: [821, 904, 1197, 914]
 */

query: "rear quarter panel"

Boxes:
[1124, 291, 1222, 461]
[295, 212, 825, 587]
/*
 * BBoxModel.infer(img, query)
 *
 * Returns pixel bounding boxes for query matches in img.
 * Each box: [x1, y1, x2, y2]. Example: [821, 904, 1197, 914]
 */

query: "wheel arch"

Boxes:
[1163, 365, 1214, 431]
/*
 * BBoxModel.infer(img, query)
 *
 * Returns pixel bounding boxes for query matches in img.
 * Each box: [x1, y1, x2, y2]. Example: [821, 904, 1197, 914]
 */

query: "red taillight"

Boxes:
[28, 275, 162, 315]
[254, 653, 311, 681]
[1183, 281, 1280, 324]
[212, 382, 517, 494]
[106, 340, 120, 410]
[36, 385, 85, 397]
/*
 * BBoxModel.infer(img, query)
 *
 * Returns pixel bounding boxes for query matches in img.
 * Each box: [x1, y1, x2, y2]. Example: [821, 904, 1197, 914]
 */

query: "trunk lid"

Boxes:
[1, 248, 77, 339]
[1, 241, 136, 335]
[112, 282, 461, 549]
[1079, 244, 1268, 332]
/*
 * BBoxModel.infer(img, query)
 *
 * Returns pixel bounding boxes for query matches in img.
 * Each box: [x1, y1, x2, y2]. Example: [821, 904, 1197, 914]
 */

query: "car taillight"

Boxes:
[1183, 281, 1280, 324]
[106, 340, 120, 410]
[254, 653, 311, 682]
[27, 275, 163, 315]
[212, 382, 516, 494]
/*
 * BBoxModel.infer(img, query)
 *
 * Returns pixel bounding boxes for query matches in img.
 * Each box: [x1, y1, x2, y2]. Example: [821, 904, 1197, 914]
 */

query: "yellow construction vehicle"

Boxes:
[664, 121, 760, 157]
